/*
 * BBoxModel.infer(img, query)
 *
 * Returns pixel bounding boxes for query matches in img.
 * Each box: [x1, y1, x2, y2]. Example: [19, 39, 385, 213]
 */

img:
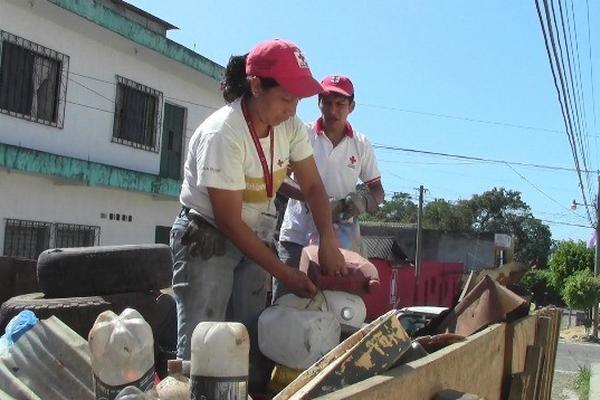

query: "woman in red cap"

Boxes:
[171, 39, 346, 360]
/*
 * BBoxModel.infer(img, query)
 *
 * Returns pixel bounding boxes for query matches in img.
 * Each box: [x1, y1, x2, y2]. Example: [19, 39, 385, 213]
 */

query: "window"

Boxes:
[0, 31, 69, 128]
[3, 219, 51, 260]
[113, 75, 162, 152]
[3, 219, 100, 260]
[55, 223, 99, 248]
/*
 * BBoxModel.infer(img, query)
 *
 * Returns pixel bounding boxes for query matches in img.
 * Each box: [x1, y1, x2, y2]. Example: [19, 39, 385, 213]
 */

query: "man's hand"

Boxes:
[341, 192, 368, 220]
[318, 238, 347, 276]
[181, 213, 226, 259]
[280, 267, 318, 298]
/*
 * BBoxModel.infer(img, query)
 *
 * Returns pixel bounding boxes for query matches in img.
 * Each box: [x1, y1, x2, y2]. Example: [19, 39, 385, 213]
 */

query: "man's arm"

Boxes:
[366, 179, 385, 212]
[290, 156, 347, 276]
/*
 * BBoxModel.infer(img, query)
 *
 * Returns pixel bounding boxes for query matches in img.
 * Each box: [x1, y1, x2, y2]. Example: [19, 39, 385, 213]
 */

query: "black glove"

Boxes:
[181, 212, 226, 259]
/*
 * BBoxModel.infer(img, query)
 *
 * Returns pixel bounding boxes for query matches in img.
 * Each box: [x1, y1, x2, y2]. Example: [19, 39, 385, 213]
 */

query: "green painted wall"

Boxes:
[46, 0, 224, 81]
[0, 142, 180, 198]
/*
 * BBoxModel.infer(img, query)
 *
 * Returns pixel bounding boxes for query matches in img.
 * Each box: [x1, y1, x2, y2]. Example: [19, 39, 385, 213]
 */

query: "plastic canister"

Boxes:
[88, 308, 155, 400]
[190, 322, 249, 400]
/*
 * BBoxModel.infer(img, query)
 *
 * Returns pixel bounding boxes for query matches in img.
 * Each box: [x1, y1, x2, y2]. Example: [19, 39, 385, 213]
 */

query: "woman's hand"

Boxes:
[318, 236, 347, 276]
[279, 266, 318, 298]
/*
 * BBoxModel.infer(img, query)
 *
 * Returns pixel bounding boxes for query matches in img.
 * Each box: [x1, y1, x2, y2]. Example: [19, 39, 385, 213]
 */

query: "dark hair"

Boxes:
[221, 54, 279, 103]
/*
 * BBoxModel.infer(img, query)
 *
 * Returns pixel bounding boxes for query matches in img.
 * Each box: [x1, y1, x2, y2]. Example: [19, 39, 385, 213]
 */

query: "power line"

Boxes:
[539, 218, 592, 228]
[358, 102, 600, 139]
[504, 162, 585, 218]
[72, 69, 596, 139]
[585, 0, 599, 165]
[535, 0, 594, 225]
[373, 142, 597, 173]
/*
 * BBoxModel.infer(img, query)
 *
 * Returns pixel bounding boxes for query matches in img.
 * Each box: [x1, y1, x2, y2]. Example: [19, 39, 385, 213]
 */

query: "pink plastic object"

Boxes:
[299, 245, 380, 295]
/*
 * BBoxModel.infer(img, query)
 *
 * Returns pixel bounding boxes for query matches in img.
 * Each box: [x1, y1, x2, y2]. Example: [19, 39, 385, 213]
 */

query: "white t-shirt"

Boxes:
[180, 99, 314, 231]
[279, 119, 381, 245]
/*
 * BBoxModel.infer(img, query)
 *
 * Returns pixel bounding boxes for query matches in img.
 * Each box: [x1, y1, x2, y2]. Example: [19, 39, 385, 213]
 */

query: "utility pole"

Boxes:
[413, 185, 424, 305]
[593, 173, 600, 338]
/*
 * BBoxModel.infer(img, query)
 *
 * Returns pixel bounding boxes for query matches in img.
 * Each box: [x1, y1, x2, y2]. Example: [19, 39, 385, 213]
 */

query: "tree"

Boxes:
[548, 240, 594, 292]
[361, 192, 417, 223]
[362, 187, 552, 268]
[562, 269, 600, 311]
[423, 199, 471, 231]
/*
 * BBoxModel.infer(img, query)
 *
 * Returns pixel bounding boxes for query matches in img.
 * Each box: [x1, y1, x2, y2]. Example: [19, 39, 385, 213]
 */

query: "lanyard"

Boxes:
[241, 98, 275, 198]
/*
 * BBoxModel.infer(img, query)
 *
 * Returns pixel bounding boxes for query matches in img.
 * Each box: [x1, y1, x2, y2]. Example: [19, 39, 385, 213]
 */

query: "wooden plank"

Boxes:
[507, 373, 525, 400]
[537, 308, 561, 400]
[535, 314, 552, 400]
[434, 389, 485, 399]
[290, 312, 411, 399]
[316, 324, 506, 400]
[508, 315, 537, 374]
[274, 310, 397, 400]
[501, 314, 537, 399]
[458, 271, 475, 303]
[521, 345, 543, 400]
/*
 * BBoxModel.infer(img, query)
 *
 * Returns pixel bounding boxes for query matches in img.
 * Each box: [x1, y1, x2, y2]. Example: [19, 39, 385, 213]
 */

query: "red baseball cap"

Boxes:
[246, 39, 323, 98]
[321, 75, 354, 97]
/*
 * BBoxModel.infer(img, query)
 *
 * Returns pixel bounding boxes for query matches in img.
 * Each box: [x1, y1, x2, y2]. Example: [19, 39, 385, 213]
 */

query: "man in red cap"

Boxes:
[274, 75, 385, 301]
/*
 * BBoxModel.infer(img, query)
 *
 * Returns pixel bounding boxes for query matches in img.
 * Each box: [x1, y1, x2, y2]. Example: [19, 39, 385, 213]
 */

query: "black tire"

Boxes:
[37, 244, 173, 297]
[0, 292, 158, 340]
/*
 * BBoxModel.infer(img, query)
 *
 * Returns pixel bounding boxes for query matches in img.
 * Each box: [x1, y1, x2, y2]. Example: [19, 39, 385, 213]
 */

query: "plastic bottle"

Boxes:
[156, 359, 190, 400]
[88, 308, 155, 400]
[190, 322, 249, 400]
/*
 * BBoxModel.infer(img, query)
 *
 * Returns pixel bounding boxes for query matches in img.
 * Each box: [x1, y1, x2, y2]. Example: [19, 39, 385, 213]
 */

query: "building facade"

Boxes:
[0, 0, 224, 258]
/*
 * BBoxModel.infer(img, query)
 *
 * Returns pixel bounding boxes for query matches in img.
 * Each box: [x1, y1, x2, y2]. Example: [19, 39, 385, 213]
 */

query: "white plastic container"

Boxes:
[322, 290, 367, 331]
[258, 305, 340, 370]
[190, 322, 249, 400]
[88, 308, 155, 400]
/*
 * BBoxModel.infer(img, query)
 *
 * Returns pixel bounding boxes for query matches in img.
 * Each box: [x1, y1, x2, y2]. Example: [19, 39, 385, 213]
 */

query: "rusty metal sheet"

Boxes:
[435, 275, 528, 336]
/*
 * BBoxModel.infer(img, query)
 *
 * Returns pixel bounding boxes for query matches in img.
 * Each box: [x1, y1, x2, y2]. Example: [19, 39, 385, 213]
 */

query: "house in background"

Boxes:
[0, 0, 224, 259]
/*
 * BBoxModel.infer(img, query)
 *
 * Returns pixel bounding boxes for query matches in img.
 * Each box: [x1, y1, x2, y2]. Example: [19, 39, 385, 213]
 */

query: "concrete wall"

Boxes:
[0, 170, 179, 251]
[391, 229, 496, 271]
[0, 0, 223, 175]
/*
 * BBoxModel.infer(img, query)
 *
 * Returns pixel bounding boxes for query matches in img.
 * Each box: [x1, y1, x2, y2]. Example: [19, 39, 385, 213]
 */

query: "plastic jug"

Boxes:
[190, 322, 249, 400]
[88, 308, 155, 400]
[156, 359, 190, 400]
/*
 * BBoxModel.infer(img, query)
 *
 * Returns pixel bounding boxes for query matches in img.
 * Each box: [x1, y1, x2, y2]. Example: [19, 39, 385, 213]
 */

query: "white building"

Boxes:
[0, 0, 224, 259]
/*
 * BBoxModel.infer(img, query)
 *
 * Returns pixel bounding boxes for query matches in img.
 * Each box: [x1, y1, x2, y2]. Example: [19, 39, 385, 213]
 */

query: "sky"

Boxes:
[128, 0, 600, 242]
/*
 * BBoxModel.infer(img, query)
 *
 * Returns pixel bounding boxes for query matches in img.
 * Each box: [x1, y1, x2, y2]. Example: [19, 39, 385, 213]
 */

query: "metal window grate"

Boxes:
[0, 30, 69, 128]
[112, 75, 162, 152]
[55, 223, 100, 248]
[3, 219, 100, 260]
[4, 219, 51, 260]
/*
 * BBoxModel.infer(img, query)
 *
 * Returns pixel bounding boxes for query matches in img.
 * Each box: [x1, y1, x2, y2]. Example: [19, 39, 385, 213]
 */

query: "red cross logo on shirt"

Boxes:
[349, 155, 357, 165]
[277, 159, 284, 167]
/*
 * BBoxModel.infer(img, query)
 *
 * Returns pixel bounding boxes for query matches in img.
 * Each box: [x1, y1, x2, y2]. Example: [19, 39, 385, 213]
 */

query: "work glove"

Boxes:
[329, 198, 345, 222]
[180, 212, 226, 259]
[340, 191, 374, 220]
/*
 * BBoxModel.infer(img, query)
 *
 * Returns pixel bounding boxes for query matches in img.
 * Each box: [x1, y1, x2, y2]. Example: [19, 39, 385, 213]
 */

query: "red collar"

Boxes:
[315, 117, 354, 138]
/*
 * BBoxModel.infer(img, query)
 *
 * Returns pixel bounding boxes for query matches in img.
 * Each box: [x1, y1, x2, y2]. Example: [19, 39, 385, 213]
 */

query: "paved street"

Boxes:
[551, 341, 600, 400]
[555, 341, 600, 374]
